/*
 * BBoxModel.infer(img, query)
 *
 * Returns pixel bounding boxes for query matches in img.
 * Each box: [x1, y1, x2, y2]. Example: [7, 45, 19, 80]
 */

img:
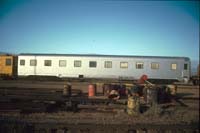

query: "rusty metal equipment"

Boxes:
[146, 87, 158, 106]
[88, 84, 96, 97]
[63, 83, 72, 97]
[137, 75, 171, 105]
[127, 96, 140, 115]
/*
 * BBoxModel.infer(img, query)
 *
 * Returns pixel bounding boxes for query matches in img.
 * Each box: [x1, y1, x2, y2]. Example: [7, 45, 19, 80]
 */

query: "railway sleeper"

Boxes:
[45, 100, 78, 113]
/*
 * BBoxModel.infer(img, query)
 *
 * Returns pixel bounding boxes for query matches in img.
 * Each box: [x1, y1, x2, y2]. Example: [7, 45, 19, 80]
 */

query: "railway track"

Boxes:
[0, 83, 199, 110]
[0, 86, 121, 114]
[0, 86, 198, 132]
[0, 89, 198, 115]
[0, 118, 199, 133]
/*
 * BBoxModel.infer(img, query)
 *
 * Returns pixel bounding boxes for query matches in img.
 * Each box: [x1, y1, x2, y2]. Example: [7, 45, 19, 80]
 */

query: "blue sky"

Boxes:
[0, 0, 199, 70]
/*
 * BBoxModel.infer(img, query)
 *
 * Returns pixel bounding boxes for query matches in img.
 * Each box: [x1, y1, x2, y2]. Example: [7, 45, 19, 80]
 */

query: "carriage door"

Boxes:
[30, 57, 37, 76]
[182, 63, 189, 80]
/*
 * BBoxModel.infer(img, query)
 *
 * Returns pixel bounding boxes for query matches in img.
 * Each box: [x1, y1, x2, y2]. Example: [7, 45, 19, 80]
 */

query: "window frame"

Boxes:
[171, 63, 177, 70]
[89, 61, 97, 68]
[59, 60, 66, 67]
[104, 61, 112, 68]
[20, 59, 25, 66]
[120, 62, 128, 69]
[151, 62, 159, 69]
[44, 60, 52, 66]
[136, 62, 144, 69]
[30, 59, 37, 66]
[5, 58, 12, 66]
[184, 64, 188, 70]
[74, 60, 81, 67]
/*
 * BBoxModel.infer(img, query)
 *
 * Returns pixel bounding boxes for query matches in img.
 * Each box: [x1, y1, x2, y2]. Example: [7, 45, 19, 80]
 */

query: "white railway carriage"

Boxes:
[17, 54, 191, 81]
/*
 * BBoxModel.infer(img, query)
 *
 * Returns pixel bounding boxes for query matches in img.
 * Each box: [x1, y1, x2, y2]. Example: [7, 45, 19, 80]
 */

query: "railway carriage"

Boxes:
[17, 54, 191, 81]
[0, 54, 17, 77]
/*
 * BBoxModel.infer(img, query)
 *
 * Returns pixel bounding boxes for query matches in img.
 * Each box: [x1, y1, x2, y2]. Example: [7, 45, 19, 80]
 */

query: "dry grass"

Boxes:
[0, 100, 198, 126]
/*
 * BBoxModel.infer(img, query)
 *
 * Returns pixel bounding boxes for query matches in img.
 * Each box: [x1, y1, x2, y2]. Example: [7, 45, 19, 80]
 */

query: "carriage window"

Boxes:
[120, 62, 128, 68]
[30, 59, 37, 66]
[136, 62, 143, 69]
[171, 63, 177, 70]
[151, 63, 159, 69]
[5, 58, 11, 66]
[74, 60, 81, 67]
[184, 64, 188, 70]
[44, 60, 52, 66]
[59, 60, 66, 67]
[89, 61, 97, 68]
[20, 59, 25, 66]
[104, 61, 112, 68]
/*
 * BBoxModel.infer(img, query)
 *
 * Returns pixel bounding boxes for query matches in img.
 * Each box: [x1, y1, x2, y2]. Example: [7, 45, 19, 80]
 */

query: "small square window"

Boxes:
[20, 59, 25, 66]
[44, 60, 52, 66]
[136, 62, 144, 69]
[59, 60, 66, 67]
[120, 62, 128, 68]
[151, 63, 159, 69]
[171, 63, 177, 70]
[74, 60, 81, 67]
[5, 59, 11, 66]
[89, 61, 97, 68]
[30, 59, 37, 66]
[184, 64, 188, 70]
[104, 61, 112, 68]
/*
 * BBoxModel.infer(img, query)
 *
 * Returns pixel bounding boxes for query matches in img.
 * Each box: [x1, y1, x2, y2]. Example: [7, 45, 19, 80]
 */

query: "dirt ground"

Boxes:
[0, 100, 199, 132]
[0, 80, 199, 132]
[0, 101, 198, 124]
